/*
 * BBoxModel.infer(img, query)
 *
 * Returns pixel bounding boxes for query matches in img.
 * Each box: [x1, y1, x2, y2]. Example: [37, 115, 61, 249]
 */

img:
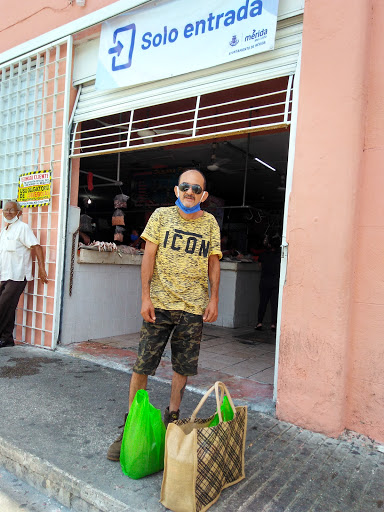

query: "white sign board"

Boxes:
[96, 0, 279, 90]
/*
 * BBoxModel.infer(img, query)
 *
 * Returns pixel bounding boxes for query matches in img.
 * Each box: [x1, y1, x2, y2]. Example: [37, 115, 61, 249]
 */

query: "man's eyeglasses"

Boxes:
[179, 182, 203, 195]
[3, 209, 17, 213]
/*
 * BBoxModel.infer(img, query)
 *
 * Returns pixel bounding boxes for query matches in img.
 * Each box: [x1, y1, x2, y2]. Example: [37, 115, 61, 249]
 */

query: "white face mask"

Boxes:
[3, 213, 19, 224]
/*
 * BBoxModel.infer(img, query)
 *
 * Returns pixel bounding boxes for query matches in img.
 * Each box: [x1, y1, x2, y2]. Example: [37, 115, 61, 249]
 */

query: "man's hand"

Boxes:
[203, 299, 218, 323]
[38, 267, 48, 284]
[31, 245, 48, 284]
[141, 297, 156, 323]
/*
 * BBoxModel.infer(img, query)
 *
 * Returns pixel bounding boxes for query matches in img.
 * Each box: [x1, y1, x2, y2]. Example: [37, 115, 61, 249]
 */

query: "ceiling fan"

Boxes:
[137, 127, 195, 143]
[206, 142, 232, 171]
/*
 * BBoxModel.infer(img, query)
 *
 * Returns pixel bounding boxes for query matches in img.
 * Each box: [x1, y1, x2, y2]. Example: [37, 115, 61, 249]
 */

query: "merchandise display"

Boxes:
[112, 209, 125, 226]
[114, 193, 129, 209]
[114, 226, 125, 242]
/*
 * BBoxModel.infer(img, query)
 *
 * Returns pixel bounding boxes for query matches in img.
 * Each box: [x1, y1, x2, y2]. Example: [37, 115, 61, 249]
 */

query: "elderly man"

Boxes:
[107, 168, 222, 461]
[0, 201, 48, 347]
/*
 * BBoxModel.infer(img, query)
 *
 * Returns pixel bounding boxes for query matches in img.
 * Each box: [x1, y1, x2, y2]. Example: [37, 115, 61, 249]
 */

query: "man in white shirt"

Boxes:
[0, 201, 48, 348]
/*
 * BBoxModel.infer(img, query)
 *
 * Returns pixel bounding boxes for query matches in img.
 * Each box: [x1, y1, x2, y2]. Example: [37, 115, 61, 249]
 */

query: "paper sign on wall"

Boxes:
[17, 170, 51, 208]
[96, 0, 279, 91]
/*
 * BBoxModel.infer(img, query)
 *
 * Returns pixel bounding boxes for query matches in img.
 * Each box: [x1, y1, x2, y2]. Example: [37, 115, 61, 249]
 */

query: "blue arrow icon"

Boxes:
[108, 40, 124, 57]
[108, 24, 136, 72]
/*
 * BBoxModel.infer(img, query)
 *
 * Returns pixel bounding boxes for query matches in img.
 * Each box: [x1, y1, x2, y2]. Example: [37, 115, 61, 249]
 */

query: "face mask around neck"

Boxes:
[3, 213, 19, 224]
[175, 197, 201, 214]
[175, 187, 206, 214]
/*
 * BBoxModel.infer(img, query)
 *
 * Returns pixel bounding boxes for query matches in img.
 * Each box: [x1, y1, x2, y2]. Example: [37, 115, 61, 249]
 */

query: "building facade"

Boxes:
[0, 0, 383, 444]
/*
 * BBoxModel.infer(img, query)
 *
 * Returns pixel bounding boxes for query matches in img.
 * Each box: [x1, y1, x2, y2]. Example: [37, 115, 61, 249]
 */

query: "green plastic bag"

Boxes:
[120, 389, 166, 479]
[208, 396, 235, 427]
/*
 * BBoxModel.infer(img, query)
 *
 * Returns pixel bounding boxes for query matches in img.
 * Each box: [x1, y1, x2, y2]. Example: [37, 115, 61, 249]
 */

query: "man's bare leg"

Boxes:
[169, 371, 188, 411]
[129, 371, 148, 408]
[106, 372, 148, 461]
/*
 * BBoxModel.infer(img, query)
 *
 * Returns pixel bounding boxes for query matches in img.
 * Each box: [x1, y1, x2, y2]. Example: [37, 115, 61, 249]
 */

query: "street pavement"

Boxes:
[0, 345, 383, 512]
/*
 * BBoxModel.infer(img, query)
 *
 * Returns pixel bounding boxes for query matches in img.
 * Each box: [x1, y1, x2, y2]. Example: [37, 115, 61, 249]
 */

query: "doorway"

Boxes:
[67, 127, 289, 394]
[64, 77, 293, 400]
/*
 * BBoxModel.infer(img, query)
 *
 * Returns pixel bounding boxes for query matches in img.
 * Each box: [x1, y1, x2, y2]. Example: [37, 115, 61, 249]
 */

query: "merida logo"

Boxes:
[245, 28, 268, 42]
[141, 0, 263, 50]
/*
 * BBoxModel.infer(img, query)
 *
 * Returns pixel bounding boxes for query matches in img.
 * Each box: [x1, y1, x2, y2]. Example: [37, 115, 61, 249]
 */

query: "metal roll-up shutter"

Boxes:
[73, 15, 303, 124]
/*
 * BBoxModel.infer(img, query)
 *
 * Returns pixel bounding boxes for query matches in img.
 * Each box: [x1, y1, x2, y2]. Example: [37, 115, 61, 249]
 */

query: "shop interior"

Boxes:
[77, 130, 289, 257]
[73, 129, 288, 387]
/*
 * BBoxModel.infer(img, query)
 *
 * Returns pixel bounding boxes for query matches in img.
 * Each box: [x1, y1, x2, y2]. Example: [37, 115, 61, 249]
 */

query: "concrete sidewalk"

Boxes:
[0, 345, 383, 512]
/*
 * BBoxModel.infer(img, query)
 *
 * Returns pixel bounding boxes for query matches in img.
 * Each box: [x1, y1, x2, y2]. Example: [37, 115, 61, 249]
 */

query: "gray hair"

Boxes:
[4, 200, 22, 211]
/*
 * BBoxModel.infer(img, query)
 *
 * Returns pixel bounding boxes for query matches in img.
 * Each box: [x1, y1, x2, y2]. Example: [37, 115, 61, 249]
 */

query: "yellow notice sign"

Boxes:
[17, 170, 51, 207]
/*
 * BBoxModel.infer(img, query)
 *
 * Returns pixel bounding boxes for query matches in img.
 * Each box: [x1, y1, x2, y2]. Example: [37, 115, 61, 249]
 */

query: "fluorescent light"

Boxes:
[254, 157, 276, 172]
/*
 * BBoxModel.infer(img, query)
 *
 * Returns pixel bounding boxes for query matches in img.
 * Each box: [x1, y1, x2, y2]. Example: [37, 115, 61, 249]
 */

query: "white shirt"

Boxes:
[0, 218, 39, 281]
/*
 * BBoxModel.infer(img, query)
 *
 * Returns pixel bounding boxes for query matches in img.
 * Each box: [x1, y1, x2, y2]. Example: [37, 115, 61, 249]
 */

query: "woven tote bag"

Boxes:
[160, 381, 247, 512]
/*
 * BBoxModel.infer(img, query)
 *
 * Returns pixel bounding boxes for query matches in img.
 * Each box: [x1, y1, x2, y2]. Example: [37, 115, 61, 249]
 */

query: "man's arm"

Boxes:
[31, 244, 48, 284]
[140, 240, 158, 323]
[203, 254, 220, 323]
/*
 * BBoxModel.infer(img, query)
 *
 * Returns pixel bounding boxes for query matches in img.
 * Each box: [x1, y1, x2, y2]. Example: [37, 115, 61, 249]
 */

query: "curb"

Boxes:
[0, 437, 132, 512]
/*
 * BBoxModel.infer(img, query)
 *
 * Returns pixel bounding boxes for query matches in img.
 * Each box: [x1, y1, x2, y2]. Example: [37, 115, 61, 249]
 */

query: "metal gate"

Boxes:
[71, 75, 294, 158]
[0, 37, 72, 349]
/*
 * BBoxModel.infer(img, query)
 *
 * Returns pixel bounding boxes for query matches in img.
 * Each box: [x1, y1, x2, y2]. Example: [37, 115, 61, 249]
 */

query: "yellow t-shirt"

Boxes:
[141, 206, 222, 315]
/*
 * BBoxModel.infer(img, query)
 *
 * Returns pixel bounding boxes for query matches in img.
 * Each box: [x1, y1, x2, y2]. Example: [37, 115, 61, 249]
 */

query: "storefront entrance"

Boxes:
[60, 3, 303, 394]
[61, 87, 291, 396]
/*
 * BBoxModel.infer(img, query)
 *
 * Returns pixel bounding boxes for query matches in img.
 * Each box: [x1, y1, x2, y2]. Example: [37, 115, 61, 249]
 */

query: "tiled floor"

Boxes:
[193, 326, 276, 380]
[58, 324, 277, 412]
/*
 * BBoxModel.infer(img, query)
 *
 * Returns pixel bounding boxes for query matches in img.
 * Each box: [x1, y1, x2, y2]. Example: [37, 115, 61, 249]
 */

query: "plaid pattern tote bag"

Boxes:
[160, 381, 247, 512]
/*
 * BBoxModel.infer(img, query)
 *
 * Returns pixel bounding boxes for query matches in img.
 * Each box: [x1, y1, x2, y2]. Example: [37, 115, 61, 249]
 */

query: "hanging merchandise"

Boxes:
[87, 172, 94, 191]
[114, 193, 129, 209]
[114, 226, 125, 242]
[79, 214, 93, 232]
[112, 209, 125, 226]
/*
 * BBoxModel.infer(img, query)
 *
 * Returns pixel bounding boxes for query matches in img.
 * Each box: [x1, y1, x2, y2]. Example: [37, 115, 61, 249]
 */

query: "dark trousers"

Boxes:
[258, 280, 279, 325]
[0, 280, 27, 342]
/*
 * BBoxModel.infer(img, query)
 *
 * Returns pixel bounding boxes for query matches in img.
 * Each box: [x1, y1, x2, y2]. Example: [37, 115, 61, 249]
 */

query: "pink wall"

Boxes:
[0, 2, 112, 348]
[347, 0, 384, 441]
[0, 2, 88, 346]
[277, 0, 384, 442]
[0, 0, 115, 53]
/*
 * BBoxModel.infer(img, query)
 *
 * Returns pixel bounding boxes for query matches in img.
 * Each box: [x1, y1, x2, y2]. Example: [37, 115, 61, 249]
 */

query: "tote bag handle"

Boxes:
[190, 381, 237, 423]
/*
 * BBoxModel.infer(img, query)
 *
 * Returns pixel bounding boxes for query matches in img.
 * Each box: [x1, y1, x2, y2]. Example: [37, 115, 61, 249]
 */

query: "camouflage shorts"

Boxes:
[133, 309, 203, 377]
